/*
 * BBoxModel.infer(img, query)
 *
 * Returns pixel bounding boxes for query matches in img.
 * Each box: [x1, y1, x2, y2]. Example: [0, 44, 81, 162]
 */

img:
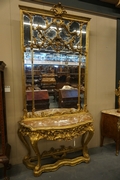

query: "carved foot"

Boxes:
[24, 155, 30, 160]
[83, 146, 89, 159]
[116, 151, 119, 156]
[35, 164, 41, 171]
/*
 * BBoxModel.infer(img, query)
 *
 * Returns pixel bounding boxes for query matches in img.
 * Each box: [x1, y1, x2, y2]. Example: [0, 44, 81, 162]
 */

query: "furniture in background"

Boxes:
[54, 82, 70, 101]
[0, 61, 11, 179]
[0, 143, 11, 180]
[100, 109, 120, 155]
[26, 90, 49, 111]
[41, 74, 56, 88]
[40, 73, 56, 98]
[59, 89, 78, 108]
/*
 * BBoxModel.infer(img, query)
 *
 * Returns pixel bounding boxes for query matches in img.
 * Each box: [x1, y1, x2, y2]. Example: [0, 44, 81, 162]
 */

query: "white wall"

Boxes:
[0, 0, 116, 164]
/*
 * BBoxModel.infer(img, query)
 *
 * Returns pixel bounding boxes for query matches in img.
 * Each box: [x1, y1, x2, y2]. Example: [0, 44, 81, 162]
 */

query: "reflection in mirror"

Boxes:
[20, 3, 90, 114]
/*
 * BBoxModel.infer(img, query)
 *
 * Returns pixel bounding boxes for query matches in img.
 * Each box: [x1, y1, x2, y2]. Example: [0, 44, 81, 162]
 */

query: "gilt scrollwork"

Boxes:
[18, 120, 94, 176]
[23, 12, 87, 54]
[50, 2, 67, 17]
[19, 122, 93, 141]
[41, 145, 80, 160]
[19, 3, 93, 176]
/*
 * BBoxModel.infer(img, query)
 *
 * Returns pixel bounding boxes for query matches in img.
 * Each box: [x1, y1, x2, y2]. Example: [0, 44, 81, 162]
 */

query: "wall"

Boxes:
[0, 0, 116, 164]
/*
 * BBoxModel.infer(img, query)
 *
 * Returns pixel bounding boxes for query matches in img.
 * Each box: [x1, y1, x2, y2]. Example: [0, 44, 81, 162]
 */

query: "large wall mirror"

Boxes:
[19, 3, 90, 115]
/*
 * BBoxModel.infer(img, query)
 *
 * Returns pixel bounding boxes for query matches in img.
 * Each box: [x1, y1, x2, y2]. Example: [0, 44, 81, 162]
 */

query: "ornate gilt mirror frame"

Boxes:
[18, 4, 94, 175]
[19, 3, 90, 118]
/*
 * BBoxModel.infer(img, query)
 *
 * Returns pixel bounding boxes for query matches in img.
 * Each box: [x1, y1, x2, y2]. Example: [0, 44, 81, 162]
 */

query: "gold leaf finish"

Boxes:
[18, 108, 94, 176]
[18, 3, 94, 176]
[51, 2, 67, 17]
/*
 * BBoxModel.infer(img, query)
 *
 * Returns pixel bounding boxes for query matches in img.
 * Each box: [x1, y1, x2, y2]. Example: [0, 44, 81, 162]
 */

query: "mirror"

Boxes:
[20, 3, 90, 115]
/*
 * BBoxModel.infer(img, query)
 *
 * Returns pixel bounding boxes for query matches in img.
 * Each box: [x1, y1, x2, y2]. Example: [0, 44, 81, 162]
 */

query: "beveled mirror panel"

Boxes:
[20, 3, 90, 115]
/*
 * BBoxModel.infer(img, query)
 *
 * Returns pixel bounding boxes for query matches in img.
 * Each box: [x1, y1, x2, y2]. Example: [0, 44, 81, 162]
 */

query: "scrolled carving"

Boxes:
[18, 3, 93, 176]
[19, 121, 93, 141]
[50, 2, 67, 17]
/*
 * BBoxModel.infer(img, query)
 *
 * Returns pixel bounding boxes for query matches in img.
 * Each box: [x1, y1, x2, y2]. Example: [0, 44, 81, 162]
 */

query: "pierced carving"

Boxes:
[18, 121, 93, 141]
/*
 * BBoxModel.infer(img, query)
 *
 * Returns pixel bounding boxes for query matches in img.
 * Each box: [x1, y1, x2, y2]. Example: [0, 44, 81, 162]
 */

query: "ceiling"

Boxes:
[101, 0, 118, 3]
[100, 0, 120, 7]
[78, 0, 120, 9]
[20, 0, 120, 18]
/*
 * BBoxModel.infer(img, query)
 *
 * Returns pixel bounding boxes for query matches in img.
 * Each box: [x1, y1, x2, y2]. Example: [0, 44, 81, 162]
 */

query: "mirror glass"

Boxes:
[21, 4, 89, 113]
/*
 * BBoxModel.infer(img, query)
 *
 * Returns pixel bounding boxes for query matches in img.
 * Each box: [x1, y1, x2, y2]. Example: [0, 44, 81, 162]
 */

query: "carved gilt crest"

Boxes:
[51, 2, 67, 17]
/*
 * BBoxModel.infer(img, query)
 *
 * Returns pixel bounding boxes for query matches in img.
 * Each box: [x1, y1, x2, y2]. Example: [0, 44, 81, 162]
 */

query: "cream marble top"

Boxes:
[101, 109, 120, 117]
[20, 108, 93, 130]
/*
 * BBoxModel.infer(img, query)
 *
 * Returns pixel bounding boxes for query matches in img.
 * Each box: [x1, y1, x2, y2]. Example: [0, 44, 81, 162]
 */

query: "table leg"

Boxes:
[29, 136, 41, 173]
[100, 135, 104, 147]
[116, 140, 119, 156]
[81, 128, 94, 158]
[18, 128, 31, 161]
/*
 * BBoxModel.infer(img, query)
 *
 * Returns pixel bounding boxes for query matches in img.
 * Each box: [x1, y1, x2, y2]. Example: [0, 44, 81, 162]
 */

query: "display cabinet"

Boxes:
[0, 61, 11, 179]
[0, 61, 7, 156]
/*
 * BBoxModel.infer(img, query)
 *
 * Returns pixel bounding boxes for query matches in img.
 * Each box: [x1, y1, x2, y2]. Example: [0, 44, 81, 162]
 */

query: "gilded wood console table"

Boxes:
[18, 108, 94, 176]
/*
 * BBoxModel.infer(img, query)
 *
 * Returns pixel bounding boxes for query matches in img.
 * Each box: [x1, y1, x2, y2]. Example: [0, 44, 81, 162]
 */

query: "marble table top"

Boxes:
[19, 108, 93, 130]
[101, 109, 120, 117]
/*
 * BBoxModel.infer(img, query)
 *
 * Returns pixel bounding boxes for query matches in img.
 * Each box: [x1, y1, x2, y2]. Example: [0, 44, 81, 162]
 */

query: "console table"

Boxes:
[18, 108, 94, 176]
[100, 109, 120, 155]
